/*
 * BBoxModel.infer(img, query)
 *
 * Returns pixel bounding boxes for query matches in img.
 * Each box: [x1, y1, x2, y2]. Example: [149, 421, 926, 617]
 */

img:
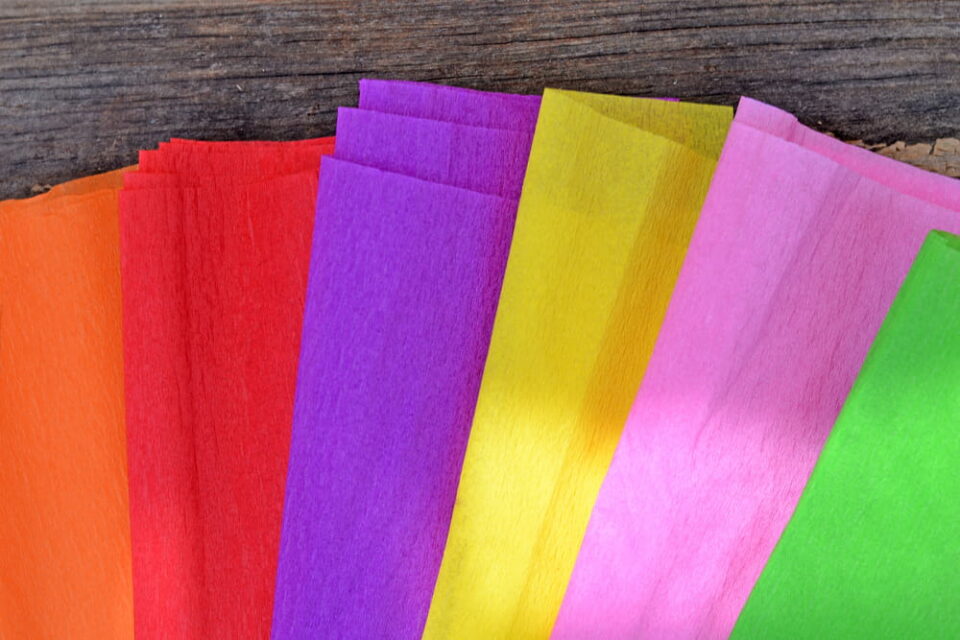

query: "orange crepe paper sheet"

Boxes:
[0, 170, 134, 639]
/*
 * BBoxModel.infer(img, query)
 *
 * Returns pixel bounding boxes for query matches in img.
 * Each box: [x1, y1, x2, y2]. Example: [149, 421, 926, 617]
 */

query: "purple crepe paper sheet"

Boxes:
[334, 107, 533, 198]
[271, 157, 518, 639]
[273, 79, 540, 638]
[359, 78, 541, 131]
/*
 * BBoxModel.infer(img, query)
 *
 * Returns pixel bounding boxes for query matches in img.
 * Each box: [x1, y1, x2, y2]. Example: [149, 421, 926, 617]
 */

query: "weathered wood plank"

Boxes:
[1, 1, 958, 198]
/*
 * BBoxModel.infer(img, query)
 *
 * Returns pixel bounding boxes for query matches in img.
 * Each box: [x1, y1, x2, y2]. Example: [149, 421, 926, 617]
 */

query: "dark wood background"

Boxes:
[2, 0, 958, 199]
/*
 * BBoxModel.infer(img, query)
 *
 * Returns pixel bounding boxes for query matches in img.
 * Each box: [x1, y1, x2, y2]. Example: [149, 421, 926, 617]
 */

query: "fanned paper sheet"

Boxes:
[10, 78, 959, 640]
[0, 172, 134, 639]
[334, 107, 532, 197]
[423, 89, 732, 640]
[120, 139, 331, 639]
[272, 81, 536, 639]
[359, 78, 541, 130]
[732, 230, 960, 640]
[555, 99, 960, 639]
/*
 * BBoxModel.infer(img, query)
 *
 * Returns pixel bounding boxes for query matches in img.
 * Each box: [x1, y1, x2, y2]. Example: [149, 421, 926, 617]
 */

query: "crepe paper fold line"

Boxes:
[271, 158, 517, 639]
[125, 149, 325, 190]
[359, 78, 541, 130]
[422, 89, 732, 640]
[554, 112, 960, 640]
[552, 90, 729, 159]
[334, 107, 533, 198]
[736, 98, 960, 211]
[131, 139, 332, 185]
[0, 176, 133, 639]
[731, 230, 960, 639]
[121, 142, 327, 640]
[136, 147, 325, 176]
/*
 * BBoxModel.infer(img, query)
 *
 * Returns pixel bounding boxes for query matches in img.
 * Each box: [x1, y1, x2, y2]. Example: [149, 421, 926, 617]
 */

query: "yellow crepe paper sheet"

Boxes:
[423, 90, 732, 639]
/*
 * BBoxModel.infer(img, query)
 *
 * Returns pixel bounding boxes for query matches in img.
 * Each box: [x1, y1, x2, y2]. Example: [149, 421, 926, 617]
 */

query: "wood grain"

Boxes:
[1, 0, 958, 199]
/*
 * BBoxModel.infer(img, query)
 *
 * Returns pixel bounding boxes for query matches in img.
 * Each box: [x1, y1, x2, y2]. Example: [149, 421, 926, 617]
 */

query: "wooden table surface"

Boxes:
[1, 0, 958, 199]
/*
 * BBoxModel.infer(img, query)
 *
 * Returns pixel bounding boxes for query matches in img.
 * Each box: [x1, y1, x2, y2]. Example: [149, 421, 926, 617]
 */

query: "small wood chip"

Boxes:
[847, 138, 960, 178]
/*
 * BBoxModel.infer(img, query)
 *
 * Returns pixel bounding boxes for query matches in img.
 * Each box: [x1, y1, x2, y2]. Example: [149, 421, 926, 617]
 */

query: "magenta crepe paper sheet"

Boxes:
[553, 102, 960, 639]
[359, 78, 541, 130]
[272, 80, 537, 638]
[334, 107, 533, 198]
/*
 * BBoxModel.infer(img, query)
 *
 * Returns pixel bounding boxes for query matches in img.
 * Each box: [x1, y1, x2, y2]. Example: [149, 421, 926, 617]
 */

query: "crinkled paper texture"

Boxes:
[273, 81, 539, 638]
[359, 78, 541, 131]
[0, 172, 133, 639]
[556, 100, 960, 640]
[272, 159, 517, 639]
[120, 139, 330, 639]
[732, 230, 960, 639]
[424, 89, 732, 640]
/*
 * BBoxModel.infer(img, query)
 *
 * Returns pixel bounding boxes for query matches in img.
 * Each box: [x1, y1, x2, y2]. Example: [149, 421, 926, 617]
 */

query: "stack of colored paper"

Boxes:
[3, 78, 958, 640]
[121, 137, 332, 639]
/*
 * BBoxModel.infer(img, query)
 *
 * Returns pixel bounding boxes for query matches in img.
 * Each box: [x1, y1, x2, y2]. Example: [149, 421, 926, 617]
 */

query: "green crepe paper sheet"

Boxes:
[732, 229, 960, 639]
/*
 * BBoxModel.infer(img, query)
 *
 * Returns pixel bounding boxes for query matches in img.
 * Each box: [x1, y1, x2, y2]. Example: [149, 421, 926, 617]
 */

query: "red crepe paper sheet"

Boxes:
[120, 138, 330, 639]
